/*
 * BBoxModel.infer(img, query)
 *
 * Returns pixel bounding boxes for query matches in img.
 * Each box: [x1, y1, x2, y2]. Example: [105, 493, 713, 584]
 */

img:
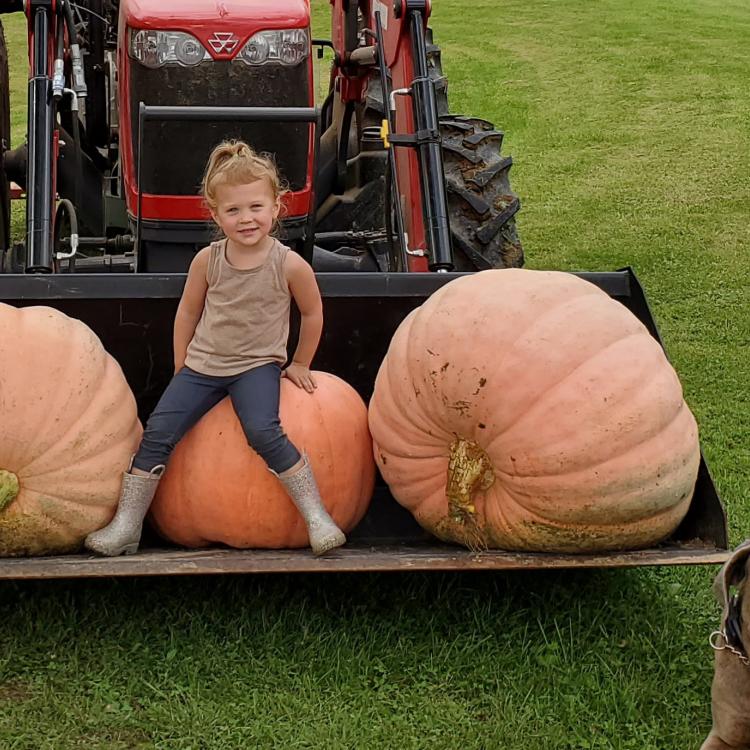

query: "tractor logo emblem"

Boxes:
[207, 32, 239, 55]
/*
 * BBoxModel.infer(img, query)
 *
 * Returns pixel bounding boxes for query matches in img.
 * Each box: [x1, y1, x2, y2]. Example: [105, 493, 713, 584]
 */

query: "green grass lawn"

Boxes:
[1, 0, 749, 747]
[3, 11, 26, 240]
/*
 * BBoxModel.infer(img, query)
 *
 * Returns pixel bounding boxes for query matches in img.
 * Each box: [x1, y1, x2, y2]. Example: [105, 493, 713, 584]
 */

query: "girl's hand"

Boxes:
[283, 363, 317, 393]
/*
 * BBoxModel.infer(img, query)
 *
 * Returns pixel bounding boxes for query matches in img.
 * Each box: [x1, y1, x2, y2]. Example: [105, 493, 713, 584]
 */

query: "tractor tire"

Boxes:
[0, 19, 11, 256]
[441, 115, 524, 270]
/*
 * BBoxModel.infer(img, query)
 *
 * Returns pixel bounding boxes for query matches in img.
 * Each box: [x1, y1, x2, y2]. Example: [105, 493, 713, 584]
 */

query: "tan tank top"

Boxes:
[184, 237, 291, 376]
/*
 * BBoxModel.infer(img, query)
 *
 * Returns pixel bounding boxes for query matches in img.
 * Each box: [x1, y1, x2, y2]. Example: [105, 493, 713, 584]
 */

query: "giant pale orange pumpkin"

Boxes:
[0, 303, 142, 556]
[150, 372, 374, 548]
[368, 269, 700, 552]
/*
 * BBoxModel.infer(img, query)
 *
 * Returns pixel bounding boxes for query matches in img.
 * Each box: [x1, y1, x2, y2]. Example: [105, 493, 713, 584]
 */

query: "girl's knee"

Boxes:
[244, 424, 299, 467]
[244, 424, 284, 452]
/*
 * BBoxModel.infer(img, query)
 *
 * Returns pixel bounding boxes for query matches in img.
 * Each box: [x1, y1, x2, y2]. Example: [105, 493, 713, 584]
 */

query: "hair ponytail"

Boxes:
[202, 140, 288, 216]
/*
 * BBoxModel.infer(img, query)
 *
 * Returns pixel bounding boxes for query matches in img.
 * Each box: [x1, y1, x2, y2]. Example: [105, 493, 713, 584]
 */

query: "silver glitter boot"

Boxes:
[84, 462, 165, 557]
[274, 456, 346, 555]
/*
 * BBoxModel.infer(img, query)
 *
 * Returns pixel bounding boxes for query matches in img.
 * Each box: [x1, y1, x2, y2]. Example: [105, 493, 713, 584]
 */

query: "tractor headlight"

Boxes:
[236, 29, 309, 66]
[238, 33, 270, 65]
[129, 30, 209, 68]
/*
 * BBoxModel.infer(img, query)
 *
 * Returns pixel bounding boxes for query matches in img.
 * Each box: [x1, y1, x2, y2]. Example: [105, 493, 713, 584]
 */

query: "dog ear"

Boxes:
[713, 540, 750, 610]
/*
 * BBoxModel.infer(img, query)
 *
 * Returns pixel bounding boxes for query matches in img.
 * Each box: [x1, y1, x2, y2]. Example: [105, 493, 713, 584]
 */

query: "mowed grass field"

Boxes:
[1, 0, 749, 747]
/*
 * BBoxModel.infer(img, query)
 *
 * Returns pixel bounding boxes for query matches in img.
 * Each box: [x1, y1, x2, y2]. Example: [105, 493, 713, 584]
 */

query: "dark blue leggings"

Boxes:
[133, 363, 301, 474]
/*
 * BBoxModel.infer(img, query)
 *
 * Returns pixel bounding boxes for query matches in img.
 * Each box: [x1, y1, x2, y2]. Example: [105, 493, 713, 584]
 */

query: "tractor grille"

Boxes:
[129, 60, 310, 197]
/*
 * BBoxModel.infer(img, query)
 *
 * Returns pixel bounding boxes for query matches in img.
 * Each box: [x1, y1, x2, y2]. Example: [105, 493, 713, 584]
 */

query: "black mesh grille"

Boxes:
[129, 60, 310, 196]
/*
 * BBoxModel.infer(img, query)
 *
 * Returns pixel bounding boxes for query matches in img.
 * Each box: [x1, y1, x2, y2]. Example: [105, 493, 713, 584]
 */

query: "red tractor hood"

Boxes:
[121, 0, 309, 33]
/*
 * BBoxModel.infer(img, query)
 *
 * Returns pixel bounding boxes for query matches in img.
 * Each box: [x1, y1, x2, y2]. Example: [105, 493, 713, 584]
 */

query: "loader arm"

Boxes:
[14, 0, 90, 273]
[25, 0, 58, 272]
[330, 0, 452, 271]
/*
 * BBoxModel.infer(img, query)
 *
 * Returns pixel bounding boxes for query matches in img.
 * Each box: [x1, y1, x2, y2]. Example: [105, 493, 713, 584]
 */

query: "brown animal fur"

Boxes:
[701, 541, 750, 750]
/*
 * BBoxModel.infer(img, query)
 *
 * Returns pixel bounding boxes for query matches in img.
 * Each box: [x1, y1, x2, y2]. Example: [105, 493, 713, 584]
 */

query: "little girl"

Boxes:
[85, 141, 346, 557]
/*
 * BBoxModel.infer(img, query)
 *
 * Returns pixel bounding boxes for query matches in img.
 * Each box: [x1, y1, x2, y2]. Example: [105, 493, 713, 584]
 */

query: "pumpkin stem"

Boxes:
[0, 470, 20, 513]
[442, 438, 494, 549]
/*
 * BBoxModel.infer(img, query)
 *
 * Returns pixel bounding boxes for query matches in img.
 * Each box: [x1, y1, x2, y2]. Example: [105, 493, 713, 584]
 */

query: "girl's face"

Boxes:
[211, 178, 280, 250]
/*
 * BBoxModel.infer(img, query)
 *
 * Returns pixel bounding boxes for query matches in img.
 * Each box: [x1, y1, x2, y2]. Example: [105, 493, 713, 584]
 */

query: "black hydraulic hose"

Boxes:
[61, 0, 78, 45]
[384, 155, 398, 271]
[57, 200, 78, 238]
[55, 198, 79, 272]
[374, 10, 407, 270]
[61, 0, 87, 97]
[60, 0, 83, 225]
[70, 108, 82, 225]
[409, 11, 453, 271]
[55, 9, 64, 60]
[335, 101, 354, 194]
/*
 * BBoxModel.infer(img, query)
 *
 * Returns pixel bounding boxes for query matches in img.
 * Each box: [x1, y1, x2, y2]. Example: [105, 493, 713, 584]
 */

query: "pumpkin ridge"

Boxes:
[19, 429, 136, 488]
[369, 398, 446, 456]
[17, 483, 110, 528]
[407, 293, 641, 445]
[369, 373, 450, 457]
[481, 285, 606, 358]
[401, 318, 454, 439]
[20, 357, 135, 478]
[489, 394, 696, 483]
[376, 444, 447, 462]
[494, 479, 691, 528]
[317, 374, 337, 526]
[372, 308, 453, 444]
[516, 332, 669, 432]
[372, 355, 448, 450]
[15, 311, 92, 466]
[379, 457, 446, 491]
[508, 498, 689, 542]
[181, 416, 205, 545]
[417, 276, 606, 375]
[484, 330, 648, 457]
[494, 449, 697, 527]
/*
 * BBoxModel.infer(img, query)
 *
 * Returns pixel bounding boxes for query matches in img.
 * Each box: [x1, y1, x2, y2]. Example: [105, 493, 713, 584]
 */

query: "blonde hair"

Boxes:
[202, 140, 288, 218]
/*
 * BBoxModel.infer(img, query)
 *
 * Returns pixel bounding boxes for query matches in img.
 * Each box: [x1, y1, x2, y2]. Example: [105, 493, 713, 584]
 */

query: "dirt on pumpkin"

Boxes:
[514, 518, 636, 554]
[0, 513, 81, 557]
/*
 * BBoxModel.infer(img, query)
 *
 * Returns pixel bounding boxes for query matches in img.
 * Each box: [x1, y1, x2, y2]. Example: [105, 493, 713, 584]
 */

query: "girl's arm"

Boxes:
[284, 252, 323, 392]
[173, 247, 210, 372]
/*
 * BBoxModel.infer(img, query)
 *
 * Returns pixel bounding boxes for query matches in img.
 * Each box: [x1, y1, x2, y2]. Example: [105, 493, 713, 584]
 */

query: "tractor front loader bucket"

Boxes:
[0, 269, 728, 579]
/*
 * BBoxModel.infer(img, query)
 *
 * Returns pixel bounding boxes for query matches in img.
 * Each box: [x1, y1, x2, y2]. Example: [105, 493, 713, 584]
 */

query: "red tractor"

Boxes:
[0, 0, 728, 577]
[0, 0, 522, 274]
